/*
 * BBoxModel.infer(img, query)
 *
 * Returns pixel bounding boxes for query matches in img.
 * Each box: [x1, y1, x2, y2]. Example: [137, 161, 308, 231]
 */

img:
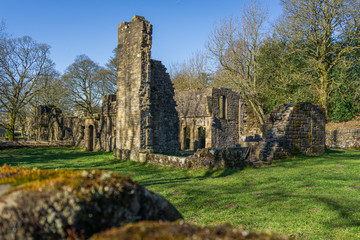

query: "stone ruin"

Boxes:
[175, 88, 247, 151]
[114, 16, 179, 161]
[84, 94, 117, 152]
[25, 16, 326, 168]
[247, 102, 326, 165]
[25, 105, 84, 146]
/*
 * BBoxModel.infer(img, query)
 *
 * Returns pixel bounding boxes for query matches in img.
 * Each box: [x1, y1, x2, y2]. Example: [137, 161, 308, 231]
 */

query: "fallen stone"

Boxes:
[0, 165, 182, 239]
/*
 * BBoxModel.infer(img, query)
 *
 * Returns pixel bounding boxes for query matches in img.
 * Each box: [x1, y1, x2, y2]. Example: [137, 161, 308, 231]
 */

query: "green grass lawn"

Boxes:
[1, 147, 360, 240]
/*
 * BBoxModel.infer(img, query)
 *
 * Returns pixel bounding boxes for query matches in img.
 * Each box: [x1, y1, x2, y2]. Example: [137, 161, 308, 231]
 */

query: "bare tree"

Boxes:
[31, 68, 73, 114]
[0, 36, 53, 140]
[207, 0, 269, 125]
[170, 51, 211, 90]
[95, 49, 118, 95]
[277, 0, 360, 117]
[62, 55, 104, 115]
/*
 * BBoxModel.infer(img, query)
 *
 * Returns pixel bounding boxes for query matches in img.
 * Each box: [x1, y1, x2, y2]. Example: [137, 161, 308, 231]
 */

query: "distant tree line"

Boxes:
[0, 21, 117, 140]
[1, 0, 359, 140]
[171, 0, 360, 125]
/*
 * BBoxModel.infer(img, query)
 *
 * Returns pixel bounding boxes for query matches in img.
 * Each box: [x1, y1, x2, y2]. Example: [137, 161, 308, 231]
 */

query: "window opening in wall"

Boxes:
[184, 126, 191, 150]
[88, 125, 94, 151]
[198, 127, 206, 149]
[219, 95, 227, 119]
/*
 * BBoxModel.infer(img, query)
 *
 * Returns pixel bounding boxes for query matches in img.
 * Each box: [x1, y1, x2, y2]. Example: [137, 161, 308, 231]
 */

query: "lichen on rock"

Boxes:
[0, 164, 182, 239]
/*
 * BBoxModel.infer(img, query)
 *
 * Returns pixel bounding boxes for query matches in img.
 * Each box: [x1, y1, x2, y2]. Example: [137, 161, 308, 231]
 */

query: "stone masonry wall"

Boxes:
[115, 16, 152, 160]
[174, 88, 246, 151]
[84, 95, 117, 152]
[249, 102, 325, 163]
[26, 105, 85, 147]
[140, 146, 248, 169]
[211, 88, 246, 148]
[326, 129, 360, 149]
[149, 60, 179, 153]
[175, 88, 213, 150]
[115, 16, 179, 160]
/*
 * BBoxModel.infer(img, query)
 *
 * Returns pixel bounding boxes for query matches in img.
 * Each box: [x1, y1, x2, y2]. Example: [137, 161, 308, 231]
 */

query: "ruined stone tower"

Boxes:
[114, 16, 179, 161]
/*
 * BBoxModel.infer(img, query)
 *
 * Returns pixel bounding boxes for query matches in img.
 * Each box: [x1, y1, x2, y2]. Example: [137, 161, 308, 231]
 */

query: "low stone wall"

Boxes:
[142, 146, 249, 169]
[326, 129, 360, 149]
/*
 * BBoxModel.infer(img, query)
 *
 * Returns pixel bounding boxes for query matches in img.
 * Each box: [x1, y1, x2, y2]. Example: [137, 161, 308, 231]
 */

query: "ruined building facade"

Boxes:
[175, 88, 246, 151]
[114, 16, 179, 161]
[26, 16, 326, 167]
[84, 95, 117, 152]
[26, 16, 247, 158]
[25, 105, 84, 146]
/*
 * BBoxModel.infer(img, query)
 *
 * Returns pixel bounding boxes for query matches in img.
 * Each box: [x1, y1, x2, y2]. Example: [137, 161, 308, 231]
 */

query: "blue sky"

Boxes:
[0, 0, 282, 74]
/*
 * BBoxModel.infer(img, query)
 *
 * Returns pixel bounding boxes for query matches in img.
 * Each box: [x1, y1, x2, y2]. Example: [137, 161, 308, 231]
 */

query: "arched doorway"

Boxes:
[198, 127, 206, 149]
[87, 125, 94, 151]
[183, 126, 191, 150]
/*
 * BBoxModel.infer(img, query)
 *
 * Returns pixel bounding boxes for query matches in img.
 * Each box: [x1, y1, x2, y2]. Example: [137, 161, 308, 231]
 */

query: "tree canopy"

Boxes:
[0, 35, 53, 140]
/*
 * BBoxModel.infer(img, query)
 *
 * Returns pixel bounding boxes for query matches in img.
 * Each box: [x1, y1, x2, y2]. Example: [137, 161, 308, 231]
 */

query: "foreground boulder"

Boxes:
[0, 164, 182, 239]
[90, 221, 294, 240]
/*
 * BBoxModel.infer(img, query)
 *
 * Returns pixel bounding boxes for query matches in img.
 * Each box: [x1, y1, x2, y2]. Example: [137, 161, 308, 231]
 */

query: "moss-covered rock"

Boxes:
[90, 220, 294, 240]
[0, 164, 182, 239]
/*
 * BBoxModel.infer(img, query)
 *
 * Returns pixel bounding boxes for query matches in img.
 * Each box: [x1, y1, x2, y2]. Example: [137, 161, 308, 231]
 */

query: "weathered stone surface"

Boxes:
[145, 146, 248, 169]
[174, 88, 247, 151]
[115, 16, 179, 161]
[90, 220, 293, 240]
[247, 102, 325, 163]
[26, 95, 118, 152]
[25, 105, 85, 148]
[326, 129, 360, 149]
[0, 165, 182, 239]
[84, 95, 117, 152]
[149, 60, 179, 154]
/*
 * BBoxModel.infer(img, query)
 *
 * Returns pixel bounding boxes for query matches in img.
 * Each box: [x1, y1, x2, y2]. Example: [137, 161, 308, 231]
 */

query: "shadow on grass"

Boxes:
[316, 196, 360, 228]
[246, 178, 360, 229]
[271, 149, 360, 168]
[203, 167, 238, 178]
[0, 146, 83, 156]
[0, 151, 112, 168]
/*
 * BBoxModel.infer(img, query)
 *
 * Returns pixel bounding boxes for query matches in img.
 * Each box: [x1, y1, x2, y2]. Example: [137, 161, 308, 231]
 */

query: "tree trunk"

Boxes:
[319, 69, 328, 118]
[7, 112, 16, 141]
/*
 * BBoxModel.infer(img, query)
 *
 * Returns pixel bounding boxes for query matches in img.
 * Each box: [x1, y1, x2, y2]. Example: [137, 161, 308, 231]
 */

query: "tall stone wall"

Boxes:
[115, 16, 152, 160]
[150, 60, 179, 153]
[249, 102, 325, 163]
[115, 16, 179, 161]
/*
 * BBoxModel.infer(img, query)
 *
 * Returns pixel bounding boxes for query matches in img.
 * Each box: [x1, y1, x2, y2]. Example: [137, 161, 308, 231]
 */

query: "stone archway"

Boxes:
[87, 125, 94, 151]
[198, 127, 206, 149]
[183, 126, 191, 150]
